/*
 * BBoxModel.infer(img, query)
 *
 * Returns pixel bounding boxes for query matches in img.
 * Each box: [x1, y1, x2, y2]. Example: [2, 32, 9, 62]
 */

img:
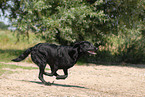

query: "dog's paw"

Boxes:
[44, 82, 52, 86]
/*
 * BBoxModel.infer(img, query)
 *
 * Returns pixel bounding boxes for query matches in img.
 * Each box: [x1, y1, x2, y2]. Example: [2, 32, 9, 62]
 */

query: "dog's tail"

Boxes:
[12, 47, 33, 62]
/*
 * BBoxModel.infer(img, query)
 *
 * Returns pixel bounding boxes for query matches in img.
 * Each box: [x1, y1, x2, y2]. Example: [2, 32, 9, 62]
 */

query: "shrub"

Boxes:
[116, 29, 145, 64]
[95, 28, 145, 64]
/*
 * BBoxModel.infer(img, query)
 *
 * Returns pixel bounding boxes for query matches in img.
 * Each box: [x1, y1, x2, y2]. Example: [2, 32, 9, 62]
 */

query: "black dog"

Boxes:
[12, 41, 97, 85]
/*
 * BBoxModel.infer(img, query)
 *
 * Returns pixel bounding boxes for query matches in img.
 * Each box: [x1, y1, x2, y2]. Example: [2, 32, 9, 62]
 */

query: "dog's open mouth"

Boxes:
[87, 51, 96, 55]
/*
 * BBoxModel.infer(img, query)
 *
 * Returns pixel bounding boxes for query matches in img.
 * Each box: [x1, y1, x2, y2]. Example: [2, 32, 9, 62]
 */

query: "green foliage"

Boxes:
[0, 0, 144, 43]
[117, 29, 145, 63]
[96, 28, 145, 64]
[1, 0, 109, 44]
[0, 0, 144, 64]
[0, 22, 9, 29]
[102, 0, 145, 31]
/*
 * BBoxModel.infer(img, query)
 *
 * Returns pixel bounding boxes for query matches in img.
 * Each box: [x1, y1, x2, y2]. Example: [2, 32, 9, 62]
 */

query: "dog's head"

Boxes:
[73, 41, 97, 54]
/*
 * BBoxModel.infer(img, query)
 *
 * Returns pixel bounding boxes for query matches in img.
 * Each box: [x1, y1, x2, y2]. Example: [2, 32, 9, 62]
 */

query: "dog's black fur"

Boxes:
[12, 41, 97, 85]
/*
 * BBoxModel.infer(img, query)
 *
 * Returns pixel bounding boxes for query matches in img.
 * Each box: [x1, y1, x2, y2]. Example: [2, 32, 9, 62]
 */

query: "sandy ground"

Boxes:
[0, 62, 145, 97]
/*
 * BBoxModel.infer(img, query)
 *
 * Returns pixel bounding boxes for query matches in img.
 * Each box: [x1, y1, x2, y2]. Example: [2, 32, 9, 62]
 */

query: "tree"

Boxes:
[100, 0, 145, 32]
[0, 0, 108, 44]
[0, 0, 144, 44]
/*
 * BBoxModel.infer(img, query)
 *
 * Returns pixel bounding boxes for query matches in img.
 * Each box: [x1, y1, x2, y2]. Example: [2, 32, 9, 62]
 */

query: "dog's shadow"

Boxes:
[21, 80, 88, 89]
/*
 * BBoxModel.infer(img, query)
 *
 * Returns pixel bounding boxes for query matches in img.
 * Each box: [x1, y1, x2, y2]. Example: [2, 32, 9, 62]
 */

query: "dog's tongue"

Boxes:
[88, 51, 96, 55]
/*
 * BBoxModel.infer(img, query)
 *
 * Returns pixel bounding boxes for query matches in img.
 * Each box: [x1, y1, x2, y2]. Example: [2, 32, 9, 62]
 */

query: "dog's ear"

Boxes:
[73, 41, 86, 48]
[73, 41, 84, 47]
[73, 41, 81, 48]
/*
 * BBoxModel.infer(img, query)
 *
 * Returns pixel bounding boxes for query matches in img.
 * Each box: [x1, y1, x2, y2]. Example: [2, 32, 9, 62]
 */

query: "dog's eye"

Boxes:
[86, 45, 90, 48]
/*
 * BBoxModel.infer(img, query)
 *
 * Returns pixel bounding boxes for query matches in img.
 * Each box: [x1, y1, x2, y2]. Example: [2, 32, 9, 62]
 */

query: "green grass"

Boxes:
[0, 63, 38, 70]
[0, 29, 45, 62]
[0, 63, 50, 76]
[0, 63, 39, 76]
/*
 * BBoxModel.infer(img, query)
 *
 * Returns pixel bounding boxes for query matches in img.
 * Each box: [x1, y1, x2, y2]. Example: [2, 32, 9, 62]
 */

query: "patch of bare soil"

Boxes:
[0, 62, 145, 97]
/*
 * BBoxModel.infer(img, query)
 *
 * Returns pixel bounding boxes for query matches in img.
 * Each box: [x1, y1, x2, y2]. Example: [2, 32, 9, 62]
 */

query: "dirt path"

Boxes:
[0, 62, 145, 97]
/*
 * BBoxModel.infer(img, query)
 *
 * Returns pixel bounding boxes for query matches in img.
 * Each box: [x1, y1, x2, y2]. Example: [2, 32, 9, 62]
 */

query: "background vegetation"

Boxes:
[0, 0, 144, 64]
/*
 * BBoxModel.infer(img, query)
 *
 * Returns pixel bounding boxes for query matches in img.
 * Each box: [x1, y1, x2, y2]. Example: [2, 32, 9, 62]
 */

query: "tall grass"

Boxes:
[0, 30, 44, 62]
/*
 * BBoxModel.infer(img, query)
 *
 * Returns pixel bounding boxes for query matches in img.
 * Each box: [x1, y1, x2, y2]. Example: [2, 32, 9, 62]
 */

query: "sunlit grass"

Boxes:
[0, 63, 40, 76]
[0, 29, 44, 62]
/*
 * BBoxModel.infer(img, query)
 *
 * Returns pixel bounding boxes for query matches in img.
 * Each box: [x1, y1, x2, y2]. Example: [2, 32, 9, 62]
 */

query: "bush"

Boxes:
[94, 28, 145, 64]
[116, 29, 145, 64]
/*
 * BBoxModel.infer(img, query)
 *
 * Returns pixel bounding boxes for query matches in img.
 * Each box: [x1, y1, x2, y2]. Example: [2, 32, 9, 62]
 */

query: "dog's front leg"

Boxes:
[56, 69, 68, 79]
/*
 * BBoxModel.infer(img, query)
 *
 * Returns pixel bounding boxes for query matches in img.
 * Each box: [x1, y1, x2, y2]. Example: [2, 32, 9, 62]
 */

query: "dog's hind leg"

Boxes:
[56, 69, 68, 79]
[31, 52, 51, 85]
[38, 65, 52, 85]
[44, 64, 59, 76]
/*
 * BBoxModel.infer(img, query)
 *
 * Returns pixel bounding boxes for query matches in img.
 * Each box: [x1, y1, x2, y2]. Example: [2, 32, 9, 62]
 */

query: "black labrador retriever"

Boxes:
[12, 41, 97, 85]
